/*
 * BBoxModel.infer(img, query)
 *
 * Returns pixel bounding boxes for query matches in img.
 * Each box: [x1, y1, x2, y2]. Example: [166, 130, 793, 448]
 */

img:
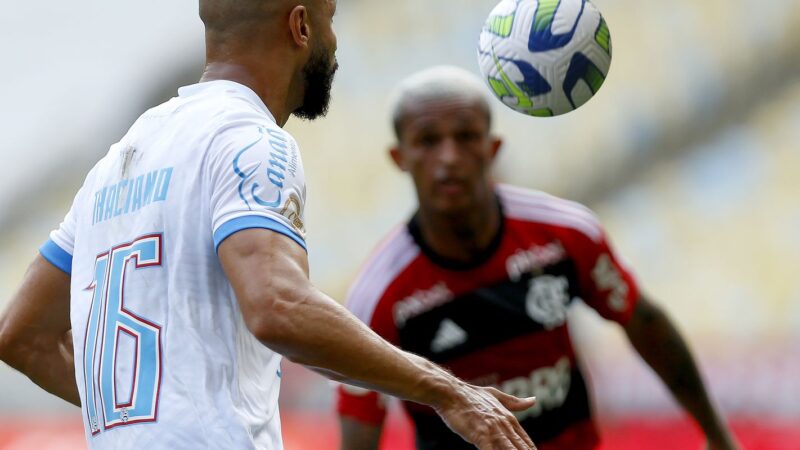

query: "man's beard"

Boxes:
[293, 45, 338, 120]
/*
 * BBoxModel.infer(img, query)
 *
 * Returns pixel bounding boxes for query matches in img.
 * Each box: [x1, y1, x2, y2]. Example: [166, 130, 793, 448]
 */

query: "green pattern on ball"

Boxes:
[528, 107, 554, 117]
[489, 47, 554, 117]
[491, 50, 533, 109]
[488, 77, 511, 98]
[532, 0, 560, 32]
[486, 12, 516, 37]
[582, 59, 606, 93]
[594, 17, 611, 55]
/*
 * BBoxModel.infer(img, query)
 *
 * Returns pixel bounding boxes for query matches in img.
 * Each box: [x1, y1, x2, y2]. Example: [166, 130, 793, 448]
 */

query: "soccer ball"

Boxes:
[477, 0, 612, 117]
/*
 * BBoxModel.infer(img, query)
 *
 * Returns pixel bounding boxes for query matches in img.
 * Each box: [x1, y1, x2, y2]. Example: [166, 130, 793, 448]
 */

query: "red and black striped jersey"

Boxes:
[337, 184, 639, 450]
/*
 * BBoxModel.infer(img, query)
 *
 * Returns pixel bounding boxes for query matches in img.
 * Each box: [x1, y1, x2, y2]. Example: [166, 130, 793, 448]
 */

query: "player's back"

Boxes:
[47, 81, 300, 449]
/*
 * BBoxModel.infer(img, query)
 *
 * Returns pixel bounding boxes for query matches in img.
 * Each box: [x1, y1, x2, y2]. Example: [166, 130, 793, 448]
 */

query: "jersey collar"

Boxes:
[178, 80, 276, 124]
[407, 193, 506, 272]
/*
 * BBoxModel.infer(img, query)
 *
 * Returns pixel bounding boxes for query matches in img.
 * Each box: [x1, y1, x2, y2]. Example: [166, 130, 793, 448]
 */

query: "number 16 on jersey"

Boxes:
[83, 234, 164, 434]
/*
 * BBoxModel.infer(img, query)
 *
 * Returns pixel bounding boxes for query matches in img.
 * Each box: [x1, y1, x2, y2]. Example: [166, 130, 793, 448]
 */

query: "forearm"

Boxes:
[220, 231, 461, 409]
[625, 300, 729, 439]
[2, 331, 80, 406]
[0, 256, 79, 406]
[257, 286, 458, 408]
[221, 231, 537, 449]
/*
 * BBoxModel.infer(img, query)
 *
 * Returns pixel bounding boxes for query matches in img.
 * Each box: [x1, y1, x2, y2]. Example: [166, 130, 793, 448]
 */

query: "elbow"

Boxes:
[0, 318, 30, 370]
[0, 315, 65, 373]
[240, 285, 329, 369]
[244, 308, 286, 345]
[0, 315, 15, 364]
[0, 331, 9, 367]
[240, 284, 309, 349]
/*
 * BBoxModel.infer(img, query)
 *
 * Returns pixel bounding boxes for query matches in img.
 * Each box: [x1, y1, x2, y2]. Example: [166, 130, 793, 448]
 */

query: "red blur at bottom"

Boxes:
[283, 413, 800, 450]
[1, 414, 798, 450]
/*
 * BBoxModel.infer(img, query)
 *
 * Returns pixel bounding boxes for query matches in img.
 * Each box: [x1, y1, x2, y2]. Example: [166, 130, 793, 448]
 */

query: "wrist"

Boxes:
[411, 357, 464, 411]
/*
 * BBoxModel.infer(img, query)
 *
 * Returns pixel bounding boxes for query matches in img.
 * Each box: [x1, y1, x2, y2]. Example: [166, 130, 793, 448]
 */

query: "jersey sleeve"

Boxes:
[207, 123, 307, 252]
[39, 184, 88, 275]
[567, 213, 639, 325]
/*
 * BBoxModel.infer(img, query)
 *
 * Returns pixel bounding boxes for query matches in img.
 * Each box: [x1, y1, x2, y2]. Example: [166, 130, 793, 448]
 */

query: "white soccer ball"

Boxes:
[477, 0, 612, 117]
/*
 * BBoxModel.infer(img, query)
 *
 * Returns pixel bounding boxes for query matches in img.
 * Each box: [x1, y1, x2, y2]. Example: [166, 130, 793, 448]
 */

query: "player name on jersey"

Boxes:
[92, 167, 173, 225]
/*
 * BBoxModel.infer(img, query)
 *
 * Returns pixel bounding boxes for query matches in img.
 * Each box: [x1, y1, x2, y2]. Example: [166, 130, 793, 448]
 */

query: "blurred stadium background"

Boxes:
[1, 0, 799, 448]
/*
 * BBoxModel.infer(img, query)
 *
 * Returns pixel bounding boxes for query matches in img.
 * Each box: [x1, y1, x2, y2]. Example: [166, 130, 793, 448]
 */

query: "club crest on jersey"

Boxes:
[280, 193, 305, 235]
[525, 275, 570, 329]
[232, 127, 299, 210]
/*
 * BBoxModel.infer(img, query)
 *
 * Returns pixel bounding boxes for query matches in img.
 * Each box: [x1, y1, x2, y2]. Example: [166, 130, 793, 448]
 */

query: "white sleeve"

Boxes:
[208, 123, 307, 252]
[40, 186, 85, 275]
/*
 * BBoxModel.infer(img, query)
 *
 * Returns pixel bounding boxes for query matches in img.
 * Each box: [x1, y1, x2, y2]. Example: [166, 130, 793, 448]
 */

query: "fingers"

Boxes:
[440, 384, 537, 450]
[476, 429, 536, 450]
[498, 405, 536, 450]
[483, 387, 536, 449]
[501, 422, 536, 450]
[487, 386, 536, 412]
[508, 414, 536, 449]
[474, 407, 536, 449]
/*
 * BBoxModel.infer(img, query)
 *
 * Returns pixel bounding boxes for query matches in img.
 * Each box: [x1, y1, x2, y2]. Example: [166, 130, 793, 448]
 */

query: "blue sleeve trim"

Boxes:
[39, 239, 73, 275]
[214, 215, 307, 252]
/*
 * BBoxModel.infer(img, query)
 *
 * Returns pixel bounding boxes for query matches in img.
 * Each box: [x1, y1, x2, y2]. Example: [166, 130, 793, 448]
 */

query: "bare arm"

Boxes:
[0, 255, 80, 406]
[624, 295, 739, 450]
[340, 417, 382, 450]
[219, 229, 537, 450]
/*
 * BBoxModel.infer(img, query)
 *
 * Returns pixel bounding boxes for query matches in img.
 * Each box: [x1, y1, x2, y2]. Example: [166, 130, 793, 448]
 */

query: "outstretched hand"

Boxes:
[435, 383, 537, 450]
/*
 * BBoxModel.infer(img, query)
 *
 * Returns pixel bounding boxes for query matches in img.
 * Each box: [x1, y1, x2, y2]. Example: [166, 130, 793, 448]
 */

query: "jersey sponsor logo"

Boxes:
[500, 356, 571, 421]
[233, 126, 299, 210]
[430, 319, 468, 353]
[92, 167, 174, 225]
[393, 282, 454, 327]
[591, 254, 629, 312]
[525, 275, 570, 329]
[506, 240, 566, 282]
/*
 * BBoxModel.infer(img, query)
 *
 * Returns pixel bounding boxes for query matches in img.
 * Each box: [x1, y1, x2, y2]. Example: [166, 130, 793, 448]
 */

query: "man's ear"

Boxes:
[389, 146, 407, 172]
[288, 5, 311, 48]
[489, 135, 503, 161]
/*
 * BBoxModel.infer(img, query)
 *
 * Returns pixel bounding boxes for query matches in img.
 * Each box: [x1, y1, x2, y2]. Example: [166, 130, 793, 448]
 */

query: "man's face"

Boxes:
[294, 0, 338, 120]
[392, 97, 500, 216]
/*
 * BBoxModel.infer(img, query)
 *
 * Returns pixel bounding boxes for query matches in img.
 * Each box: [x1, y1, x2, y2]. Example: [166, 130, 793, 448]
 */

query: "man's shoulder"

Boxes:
[164, 82, 290, 147]
[497, 184, 605, 243]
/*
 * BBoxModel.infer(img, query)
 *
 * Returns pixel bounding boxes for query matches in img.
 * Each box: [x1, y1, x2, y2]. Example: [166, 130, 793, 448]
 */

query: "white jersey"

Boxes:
[39, 80, 307, 449]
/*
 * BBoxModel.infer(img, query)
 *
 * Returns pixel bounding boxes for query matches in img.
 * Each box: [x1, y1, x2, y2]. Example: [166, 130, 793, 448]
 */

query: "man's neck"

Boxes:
[199, 59, 297, 127]
[416, 193, 502, 265]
